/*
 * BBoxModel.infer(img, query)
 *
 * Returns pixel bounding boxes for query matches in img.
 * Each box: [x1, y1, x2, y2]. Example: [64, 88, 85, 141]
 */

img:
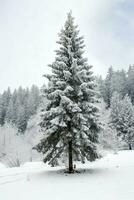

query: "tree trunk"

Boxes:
[129, 143, 132, 150]
[68, 140, 73, 173]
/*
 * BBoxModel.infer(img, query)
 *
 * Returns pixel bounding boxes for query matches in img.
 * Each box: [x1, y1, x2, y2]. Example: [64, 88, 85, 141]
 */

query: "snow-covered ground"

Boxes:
[0, 150, 134, 200]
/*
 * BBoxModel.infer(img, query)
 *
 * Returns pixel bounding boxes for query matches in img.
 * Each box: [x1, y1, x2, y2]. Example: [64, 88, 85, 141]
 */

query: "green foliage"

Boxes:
[35, 12, 100, 166]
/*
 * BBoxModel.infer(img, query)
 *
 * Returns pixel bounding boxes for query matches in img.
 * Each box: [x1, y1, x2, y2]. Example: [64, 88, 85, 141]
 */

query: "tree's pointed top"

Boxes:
[67, 10, 73, 19]
[64, 10, 74, 29]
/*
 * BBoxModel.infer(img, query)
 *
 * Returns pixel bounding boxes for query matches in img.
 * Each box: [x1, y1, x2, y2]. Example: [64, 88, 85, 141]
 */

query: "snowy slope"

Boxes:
[0, 151, 134, 200]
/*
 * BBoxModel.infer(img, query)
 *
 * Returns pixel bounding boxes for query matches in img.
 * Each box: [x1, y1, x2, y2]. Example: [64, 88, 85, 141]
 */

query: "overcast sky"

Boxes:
[0, 0, 134, 92]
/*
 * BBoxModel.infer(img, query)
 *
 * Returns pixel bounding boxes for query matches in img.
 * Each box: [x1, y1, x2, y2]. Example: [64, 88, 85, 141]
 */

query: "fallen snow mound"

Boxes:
[0, 150, 134, 200]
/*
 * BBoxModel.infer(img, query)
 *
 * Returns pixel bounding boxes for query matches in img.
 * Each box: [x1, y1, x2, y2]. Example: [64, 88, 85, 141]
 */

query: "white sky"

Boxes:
[0, 0, 134, 92]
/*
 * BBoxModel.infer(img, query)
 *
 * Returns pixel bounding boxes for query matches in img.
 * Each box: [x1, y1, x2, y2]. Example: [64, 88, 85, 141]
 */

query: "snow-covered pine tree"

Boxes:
[119, 95, 134, 150]
[127, 65, 134, 104]
[110, 92, 122, 129]
[110, 94, 134, 150]
[6, 98, 14, 124]
[17, 105, 27, 133]
[0, 88, 11, 126]
[27, 85, 40, 116]
[112, 70, 127, 98]
[103, 66, 114, 108]
[35, 12, 100, 173]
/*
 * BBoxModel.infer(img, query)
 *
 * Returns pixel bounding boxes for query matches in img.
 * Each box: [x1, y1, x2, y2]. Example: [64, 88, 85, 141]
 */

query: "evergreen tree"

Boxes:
[17, 86, 25, 105]
[0, 88, 11, 126]
[17, 105, 27, 133]
[15, 91, 28, 133]
[127, 65, 134, 104]
[112, 70, 127, 98]
[27, 85, 40, 116]
[35, 12, 100, 172]
[103, 66, 114, 108]
[95, 75, 105, 99]
[118, 95, 134, 150]
[110, 94, 134, 150]
[5, 98, 14, 124]
[100, 67, 127, 108]
[110, 92, 122, 129]
[12, 90, 20, 125]
[0, 86, 40, 132]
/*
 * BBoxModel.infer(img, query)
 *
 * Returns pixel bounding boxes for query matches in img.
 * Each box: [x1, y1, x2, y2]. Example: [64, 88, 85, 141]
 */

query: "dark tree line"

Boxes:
[0, 85, 40, 133]
[97, 65, 134, 108]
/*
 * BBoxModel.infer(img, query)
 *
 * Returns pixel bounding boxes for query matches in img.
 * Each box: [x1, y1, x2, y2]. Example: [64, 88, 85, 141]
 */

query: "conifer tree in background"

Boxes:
[110, 92, 122, 129]
[110, 94, 134, 150]
[119, 95, 134, 150]
[0, 85, 40, 133]
[127, 65, 134, 104]
[35, 12, 100, 173]
[0, 88, 11, 126]
[103, 66, 114, 108]
[112, 70, 127, 98]
[6, 98, 14, 124]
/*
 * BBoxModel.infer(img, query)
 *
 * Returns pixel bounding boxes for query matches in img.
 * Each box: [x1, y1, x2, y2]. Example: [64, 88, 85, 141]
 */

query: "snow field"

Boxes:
[0, 151, 134, 200]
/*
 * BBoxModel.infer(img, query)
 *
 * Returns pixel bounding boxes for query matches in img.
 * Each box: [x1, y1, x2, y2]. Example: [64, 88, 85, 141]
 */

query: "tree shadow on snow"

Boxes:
[32, 167, 109, 180]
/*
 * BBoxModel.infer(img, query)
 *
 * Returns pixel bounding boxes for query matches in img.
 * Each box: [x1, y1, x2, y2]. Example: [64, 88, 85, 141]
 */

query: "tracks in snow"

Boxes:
[0, 171, 29, 185]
